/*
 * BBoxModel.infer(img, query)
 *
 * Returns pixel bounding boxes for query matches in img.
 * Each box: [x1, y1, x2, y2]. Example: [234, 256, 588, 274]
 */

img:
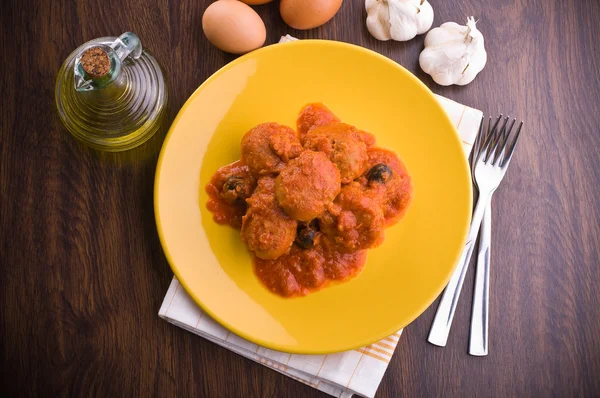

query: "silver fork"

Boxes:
[467, 116, 497, 357]
[469, 116, 513, 356]
[428, 115, 523, 348]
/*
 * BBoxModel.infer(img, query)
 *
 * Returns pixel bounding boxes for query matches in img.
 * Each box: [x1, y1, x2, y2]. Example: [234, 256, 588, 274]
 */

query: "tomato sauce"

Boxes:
[205, 103, 413, 298]
[254, 245, 366, 297]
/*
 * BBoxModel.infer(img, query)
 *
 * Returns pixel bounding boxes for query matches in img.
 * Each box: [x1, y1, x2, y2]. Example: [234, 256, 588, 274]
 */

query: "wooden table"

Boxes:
[2, 0, 599, 396]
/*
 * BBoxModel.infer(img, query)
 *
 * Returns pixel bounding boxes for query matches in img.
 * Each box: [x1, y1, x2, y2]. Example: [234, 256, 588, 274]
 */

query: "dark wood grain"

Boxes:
[1, 0, 599, 396]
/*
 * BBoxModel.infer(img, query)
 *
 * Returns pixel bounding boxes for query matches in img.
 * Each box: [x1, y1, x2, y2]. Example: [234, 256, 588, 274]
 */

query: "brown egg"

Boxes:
[240, 0, 273, 4]
[202, 0, 267, 54]
[280, 0, 343, 30]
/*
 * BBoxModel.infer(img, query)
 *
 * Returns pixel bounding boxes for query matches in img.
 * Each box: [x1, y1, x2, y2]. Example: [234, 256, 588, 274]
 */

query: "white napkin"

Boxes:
[158, 35, 483, 398]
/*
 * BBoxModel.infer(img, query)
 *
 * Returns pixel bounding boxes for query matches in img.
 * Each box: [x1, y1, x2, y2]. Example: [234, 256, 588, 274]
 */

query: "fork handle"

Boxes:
[427, 191, 490, 347]
[469, 200, 491, 356]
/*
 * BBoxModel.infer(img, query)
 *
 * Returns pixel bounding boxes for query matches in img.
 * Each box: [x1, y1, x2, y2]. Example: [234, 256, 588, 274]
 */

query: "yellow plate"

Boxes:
[155, 40, 472, 354]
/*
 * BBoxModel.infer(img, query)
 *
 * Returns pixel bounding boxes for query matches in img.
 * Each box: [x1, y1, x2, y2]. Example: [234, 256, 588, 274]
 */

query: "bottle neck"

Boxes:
[74, 45, 121, 91]
[73, 32, 142, 92]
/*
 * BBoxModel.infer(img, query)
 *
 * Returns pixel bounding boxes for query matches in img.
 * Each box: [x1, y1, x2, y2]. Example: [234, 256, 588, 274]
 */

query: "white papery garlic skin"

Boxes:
[365, 0, 434, 42]
[419, 17, 487, 86]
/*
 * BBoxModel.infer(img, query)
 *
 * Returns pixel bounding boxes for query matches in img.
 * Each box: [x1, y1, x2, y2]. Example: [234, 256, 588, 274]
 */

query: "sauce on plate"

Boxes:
[206, 103, 413, 297]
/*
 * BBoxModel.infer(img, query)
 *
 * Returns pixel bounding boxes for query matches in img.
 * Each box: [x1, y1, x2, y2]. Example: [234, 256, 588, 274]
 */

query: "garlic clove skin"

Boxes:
[419, 17, 487, 86]
[413, 1, 434, 35]
[366, 0, 434, 42]
[366, 0, 393, 41]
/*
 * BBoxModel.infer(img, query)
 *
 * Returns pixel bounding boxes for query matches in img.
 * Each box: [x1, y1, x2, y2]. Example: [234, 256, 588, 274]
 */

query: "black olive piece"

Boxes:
[221, 176, 251, 204]
[223, 176, 245, 192]
[366, 164, 393, 183]
[295, 220, 319, 249]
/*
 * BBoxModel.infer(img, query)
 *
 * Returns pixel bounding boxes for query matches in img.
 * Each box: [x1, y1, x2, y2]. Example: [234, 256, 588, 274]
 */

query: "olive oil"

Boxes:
[55, 33, 167, 152]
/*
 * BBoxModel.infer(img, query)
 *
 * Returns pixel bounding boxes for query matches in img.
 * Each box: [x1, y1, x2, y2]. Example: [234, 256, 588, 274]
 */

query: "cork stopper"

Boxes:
[80, 47, 110, 78]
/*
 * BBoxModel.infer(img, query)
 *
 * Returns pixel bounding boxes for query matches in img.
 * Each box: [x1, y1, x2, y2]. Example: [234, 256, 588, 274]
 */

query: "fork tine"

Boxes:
[501, 121, 524, 168]
[493, 118, 516, 166]
[488, 115, 501, 137]
[485, 117, 508, 163]
[476, 115, 502, 163]
[479, 115, 502, 163]
[483, 116, 499, 151]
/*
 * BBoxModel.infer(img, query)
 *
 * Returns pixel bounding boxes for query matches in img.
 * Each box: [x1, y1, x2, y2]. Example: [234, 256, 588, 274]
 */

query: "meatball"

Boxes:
[276, 151, 341, 221]
[297, 103, 340, 142]
[354, 129, 377, 147]
[241, 122, 303, 178]
[357, 148, 413, 225]
[303, 123, 371, 183]
[319, 185, 385, 252]
[206, 161, 257, 229]
[242, 178, 297, 260]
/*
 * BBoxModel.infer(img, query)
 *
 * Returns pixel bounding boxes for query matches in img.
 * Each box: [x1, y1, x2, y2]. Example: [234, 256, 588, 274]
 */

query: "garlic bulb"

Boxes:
[365, 0, 434, 42]
[419, 17, 487, 86]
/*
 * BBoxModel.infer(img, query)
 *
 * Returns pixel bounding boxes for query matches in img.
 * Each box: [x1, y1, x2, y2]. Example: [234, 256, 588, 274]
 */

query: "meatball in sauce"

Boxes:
[356, 148, 413, 226]
[319, 184, 385, 252]
[303, 123, 373, 183]
[241, 122, 303, 178]
[242, 178, 297, 260]
[275, 151, 341, 221]
[206, 161, 256, 229]
[206, 104, 413, 297]
[296, 102, 340, 140]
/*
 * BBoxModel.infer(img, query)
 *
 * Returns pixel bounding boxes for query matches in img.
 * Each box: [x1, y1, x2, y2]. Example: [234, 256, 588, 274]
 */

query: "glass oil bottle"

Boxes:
[55, 32, 168, 152]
